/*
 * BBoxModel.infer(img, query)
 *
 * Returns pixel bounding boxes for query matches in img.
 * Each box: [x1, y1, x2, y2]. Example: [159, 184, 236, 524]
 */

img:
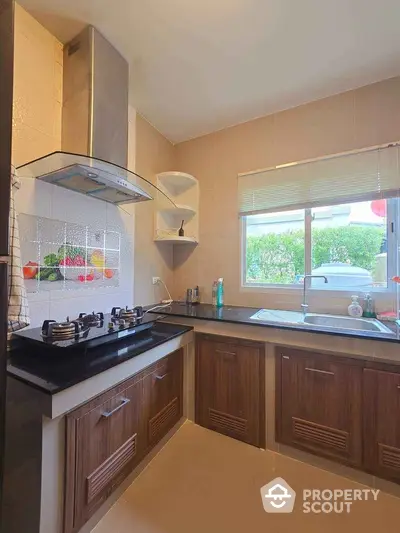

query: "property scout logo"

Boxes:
[260, 477, 380, 514]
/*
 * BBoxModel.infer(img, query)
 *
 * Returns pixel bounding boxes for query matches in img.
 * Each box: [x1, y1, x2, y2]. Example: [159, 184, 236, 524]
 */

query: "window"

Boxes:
[310, 201, 389, 290]
[245, 209, 305, 285]
[239, 144, 400, 293]
[243, 198, 393, 291]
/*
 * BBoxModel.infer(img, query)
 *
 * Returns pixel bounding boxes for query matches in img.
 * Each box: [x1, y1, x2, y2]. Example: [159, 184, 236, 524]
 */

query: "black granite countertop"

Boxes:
[150, 302, 400, 343]
[7, 321, 193, 395]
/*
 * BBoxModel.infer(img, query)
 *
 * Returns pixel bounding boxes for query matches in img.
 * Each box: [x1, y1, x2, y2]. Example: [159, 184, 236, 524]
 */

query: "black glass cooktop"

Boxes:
[14, 312, 163, 350]
[8, 322, 193, 393]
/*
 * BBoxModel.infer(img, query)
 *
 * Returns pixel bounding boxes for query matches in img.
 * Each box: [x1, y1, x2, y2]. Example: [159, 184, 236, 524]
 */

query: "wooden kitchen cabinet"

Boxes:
[363, 368, 400, 482]
[276, 347, 363, 467]
[64, 349, 183, 533]
[64, 374, 143, 533]
[195, 334, 265, 448]
[142, 348, 183, 450]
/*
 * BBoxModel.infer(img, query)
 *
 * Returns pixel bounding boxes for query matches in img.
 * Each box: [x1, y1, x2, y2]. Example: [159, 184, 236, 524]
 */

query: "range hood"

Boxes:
[16, 26, 174, 208]
[17, 151, 156, 205]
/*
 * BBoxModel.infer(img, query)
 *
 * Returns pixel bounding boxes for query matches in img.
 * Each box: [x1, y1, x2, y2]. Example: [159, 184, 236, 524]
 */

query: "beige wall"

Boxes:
[12, 3, 63, 167]
[174, 77, 400, 312]
[134, 114, 176, 305]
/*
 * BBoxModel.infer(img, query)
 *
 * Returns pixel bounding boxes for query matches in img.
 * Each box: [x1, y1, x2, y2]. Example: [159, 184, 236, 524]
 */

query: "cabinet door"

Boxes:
[276, 348, 362, 466]
[364, 368, 400, 481]
[143, 349, 183, 449]
[65, 377, 142, 533]
[196, 335, 265, 447]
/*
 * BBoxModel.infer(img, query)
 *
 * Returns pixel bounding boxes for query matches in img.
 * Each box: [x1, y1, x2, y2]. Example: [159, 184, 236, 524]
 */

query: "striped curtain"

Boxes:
[7, 169, 29, 334]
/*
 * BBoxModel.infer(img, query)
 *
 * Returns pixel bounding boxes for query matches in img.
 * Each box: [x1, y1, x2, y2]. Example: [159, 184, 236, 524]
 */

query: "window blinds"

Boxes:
[238, 144, 400, 216]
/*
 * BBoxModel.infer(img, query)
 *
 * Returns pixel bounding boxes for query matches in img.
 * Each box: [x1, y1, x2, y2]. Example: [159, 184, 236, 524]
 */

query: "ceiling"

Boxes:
[18, 0, 400, 143]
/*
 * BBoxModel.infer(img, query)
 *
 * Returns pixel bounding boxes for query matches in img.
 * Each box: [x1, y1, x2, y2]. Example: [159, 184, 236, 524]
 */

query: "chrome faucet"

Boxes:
[301, 275, 328, 314]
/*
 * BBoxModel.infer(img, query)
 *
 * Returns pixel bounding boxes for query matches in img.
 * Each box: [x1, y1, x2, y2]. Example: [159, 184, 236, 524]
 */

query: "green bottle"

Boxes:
[216, 278, 224, 307]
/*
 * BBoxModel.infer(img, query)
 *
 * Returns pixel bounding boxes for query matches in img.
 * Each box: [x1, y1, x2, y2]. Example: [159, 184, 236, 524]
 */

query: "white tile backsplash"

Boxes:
[49, 291, 134, 322]
[27, 289, 50, 303]
[48, 285, 128, 302]
[28, 300, 51, 328]
[15, 178, 52, 218]
[106, 203, 134, 234]
[16, 185, 135, 327]
[51, 187, 108, 229]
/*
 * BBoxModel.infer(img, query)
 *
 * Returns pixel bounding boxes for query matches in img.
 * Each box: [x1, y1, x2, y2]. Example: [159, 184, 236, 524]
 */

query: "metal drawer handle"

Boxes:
[282, 355, 290, 359]
[397, 386, 400, 389]
[102, 398, 130, 418]
[155, 372, 170, 380]
[305, 367, 334, 376]
[215, 350, 236, 356]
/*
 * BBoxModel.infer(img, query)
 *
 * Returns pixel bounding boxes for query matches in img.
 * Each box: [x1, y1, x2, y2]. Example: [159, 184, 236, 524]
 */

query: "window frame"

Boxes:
[241, 199, 397, 296]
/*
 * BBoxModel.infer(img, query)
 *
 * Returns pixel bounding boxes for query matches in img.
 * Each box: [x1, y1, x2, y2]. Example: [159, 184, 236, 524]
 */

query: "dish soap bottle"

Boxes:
[216, 278, 224, 307]
[348, 295, 363, 318]
[363, 293, 376, 318]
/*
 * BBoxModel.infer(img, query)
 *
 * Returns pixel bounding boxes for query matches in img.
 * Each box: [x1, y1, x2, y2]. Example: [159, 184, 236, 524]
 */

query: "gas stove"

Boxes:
[14, 306, 160, 351]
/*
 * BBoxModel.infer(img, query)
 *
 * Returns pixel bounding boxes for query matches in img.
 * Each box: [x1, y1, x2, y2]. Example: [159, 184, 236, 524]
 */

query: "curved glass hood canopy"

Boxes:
[17, 151, 177, 210]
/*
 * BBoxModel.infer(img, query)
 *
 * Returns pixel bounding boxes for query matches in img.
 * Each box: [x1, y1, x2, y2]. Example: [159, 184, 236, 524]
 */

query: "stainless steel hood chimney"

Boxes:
[62, 26, 128, 167]
[16, 27, 167, 207]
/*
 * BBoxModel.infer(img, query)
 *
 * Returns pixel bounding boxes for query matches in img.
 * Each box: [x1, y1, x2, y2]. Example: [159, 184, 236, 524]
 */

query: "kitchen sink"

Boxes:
[249, 309, 305, 324]
[249, 308, 394, 334]
[303, 313, 393, 333]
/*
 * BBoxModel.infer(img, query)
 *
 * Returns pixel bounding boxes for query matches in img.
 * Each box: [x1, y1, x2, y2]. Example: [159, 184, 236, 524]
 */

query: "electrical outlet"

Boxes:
[152, 277, 161, 285]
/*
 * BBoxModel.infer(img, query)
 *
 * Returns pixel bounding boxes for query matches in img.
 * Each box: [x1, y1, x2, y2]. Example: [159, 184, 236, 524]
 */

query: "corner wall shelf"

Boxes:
[158, 204, 196, 219]
[154, 171, 199, 245]
[157, 172, 197, 196]
[154, 236, 198, 244]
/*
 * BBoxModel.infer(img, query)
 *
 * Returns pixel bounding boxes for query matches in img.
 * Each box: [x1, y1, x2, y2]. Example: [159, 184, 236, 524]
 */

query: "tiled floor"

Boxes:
[92, 422, 400, 533]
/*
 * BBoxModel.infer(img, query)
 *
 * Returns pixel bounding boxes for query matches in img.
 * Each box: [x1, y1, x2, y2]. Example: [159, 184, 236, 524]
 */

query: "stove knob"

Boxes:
[108, 322, 114, 331]
[119, 319, 126, 329]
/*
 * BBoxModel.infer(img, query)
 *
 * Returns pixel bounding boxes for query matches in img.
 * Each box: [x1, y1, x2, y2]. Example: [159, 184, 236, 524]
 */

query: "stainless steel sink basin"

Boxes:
[250, 309, 304, 324]
[303, 313, 393, 333]
[249, 308, 394, 335]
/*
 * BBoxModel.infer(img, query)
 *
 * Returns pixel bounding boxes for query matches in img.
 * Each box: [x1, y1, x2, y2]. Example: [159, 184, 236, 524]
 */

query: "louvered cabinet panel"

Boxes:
[363, 368, 400, 481]
[87, 434, 137, 503]
[276, 348, 362, 467]
[195, 334, 265, 448]
[292, 418, 349, 453]
[143, 349, 183, 450]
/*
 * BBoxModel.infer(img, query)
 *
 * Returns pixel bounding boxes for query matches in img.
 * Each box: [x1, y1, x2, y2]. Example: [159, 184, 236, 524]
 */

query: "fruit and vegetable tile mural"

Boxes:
[19, 213, 121, 293]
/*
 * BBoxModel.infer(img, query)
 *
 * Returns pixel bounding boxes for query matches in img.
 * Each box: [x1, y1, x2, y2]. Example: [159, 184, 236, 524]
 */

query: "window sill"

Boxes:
[241, 284, 393, 299]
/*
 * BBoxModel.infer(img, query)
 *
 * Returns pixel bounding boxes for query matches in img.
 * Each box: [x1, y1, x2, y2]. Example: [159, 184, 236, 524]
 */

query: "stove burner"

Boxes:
[78, 312, 104, 327]
[41, 317, 89, 340]
[111, 306, 144, 325]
